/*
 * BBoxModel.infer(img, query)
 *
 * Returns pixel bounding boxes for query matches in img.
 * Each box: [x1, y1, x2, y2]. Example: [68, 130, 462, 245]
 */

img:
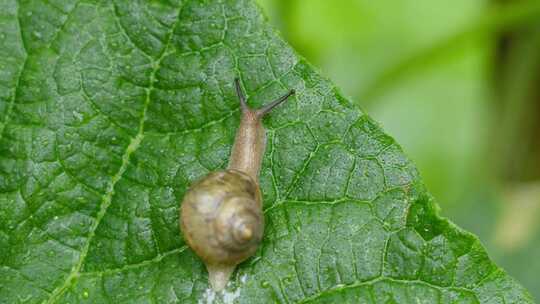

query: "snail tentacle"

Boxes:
[234, 78, 249, 112]
[256, 89, 296, 117]
[234, 77, 295, 117]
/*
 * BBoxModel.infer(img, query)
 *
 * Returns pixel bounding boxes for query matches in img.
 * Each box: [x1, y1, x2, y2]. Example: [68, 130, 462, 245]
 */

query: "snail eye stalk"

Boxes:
[233, 77, 295, 117]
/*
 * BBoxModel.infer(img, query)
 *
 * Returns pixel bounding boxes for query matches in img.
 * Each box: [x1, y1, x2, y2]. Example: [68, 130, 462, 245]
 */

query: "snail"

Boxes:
[180, 78, 295, 291]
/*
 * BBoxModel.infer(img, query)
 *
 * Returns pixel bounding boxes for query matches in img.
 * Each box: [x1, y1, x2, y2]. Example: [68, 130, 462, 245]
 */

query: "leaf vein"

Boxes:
[44, 2, 185, 301]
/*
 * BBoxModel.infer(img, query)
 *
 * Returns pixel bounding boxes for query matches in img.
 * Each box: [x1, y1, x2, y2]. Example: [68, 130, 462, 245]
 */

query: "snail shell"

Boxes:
[180, 79, 294, 291]
[181, 170, 263, 289]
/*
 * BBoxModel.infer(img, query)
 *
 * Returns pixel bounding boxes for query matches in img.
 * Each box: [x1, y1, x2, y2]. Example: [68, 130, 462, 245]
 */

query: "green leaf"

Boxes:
[0, 0, 533, 303]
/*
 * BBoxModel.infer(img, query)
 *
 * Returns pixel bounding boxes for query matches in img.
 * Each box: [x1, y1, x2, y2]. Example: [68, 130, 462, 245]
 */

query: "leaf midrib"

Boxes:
[44, 2, 184, 302]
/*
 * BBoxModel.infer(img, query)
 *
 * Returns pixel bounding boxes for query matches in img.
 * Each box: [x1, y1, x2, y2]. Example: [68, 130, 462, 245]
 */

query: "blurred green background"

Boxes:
[257, 0, 540, 299]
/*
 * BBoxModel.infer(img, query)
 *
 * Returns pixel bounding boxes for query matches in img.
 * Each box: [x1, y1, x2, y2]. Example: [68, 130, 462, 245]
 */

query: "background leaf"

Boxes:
[0, 0, 533, 303]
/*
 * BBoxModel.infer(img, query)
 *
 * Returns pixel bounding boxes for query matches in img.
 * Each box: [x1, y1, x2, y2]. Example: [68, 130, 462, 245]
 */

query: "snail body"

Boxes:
[180, 79, 294, 290]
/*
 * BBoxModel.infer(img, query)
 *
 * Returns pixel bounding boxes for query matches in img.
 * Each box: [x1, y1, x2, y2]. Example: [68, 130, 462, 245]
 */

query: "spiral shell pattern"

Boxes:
[180, 169, 263, 266]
